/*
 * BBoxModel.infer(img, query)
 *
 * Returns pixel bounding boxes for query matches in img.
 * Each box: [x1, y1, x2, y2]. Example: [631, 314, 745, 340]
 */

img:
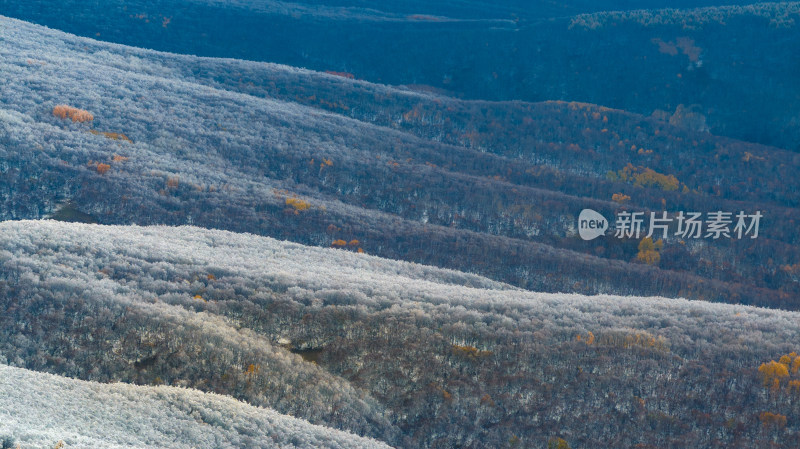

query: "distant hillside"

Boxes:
[0, 15, 798, 308]
[0, 1, 797, 149]
[1, 220, 799, 448]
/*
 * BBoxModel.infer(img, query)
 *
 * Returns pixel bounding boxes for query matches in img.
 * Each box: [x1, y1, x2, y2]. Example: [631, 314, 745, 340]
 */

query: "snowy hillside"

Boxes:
[0, 363, 391, 449]
[0, 14, 798, 308]
[0, 220, 799, 448]
[1, 8, 799, 448]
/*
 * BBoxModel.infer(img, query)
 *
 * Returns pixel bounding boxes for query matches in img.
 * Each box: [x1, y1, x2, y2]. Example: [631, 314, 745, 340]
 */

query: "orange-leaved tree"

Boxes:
[53, 105, 94, 123]
[612, 193, 631, 203]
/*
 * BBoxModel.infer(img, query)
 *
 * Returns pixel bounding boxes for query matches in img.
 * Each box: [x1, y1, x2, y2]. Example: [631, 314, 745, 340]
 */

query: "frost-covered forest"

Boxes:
[0, 15, 798, 310]
[0, 363, 391, 449]
[0, 2, 799, 448]
[2, 1, 798, 150]
[0, 220, 799, 448]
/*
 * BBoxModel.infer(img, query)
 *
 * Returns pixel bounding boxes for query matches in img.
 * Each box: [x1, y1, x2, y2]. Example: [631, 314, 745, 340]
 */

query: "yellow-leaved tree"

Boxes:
[636, 237, 663, 266]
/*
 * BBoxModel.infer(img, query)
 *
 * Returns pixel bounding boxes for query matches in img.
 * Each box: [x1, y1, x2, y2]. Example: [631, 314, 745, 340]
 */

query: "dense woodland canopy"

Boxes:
[0, 220, 799, 448]
[0, 2, 799, 447]
[0, 363, 392, 449]
[1, 0, 798, 149]
[0, 14, 798, 311]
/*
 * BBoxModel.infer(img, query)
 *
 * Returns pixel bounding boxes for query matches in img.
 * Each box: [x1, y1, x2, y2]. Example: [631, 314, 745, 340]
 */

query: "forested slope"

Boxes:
[1, 4, 798, 449]
[1, 1, 797, 149]
[0, 15, 797, 308]
[0, 363, 391, 449]
[0, 220, 799, 448]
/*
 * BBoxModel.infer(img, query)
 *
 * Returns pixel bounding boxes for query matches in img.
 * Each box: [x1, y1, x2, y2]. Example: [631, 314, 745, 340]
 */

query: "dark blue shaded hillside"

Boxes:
[1, 1, 798, 149]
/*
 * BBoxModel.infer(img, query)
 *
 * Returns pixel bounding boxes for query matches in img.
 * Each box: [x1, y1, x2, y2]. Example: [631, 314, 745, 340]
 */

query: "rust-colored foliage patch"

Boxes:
[451, 344, 493, 358]
[90, 129, 133, 143]
[96, 163, 111, 175]
[53, 104, 94, 123]
[612, 193, 631, 203]
[760, 411, 787, 429]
